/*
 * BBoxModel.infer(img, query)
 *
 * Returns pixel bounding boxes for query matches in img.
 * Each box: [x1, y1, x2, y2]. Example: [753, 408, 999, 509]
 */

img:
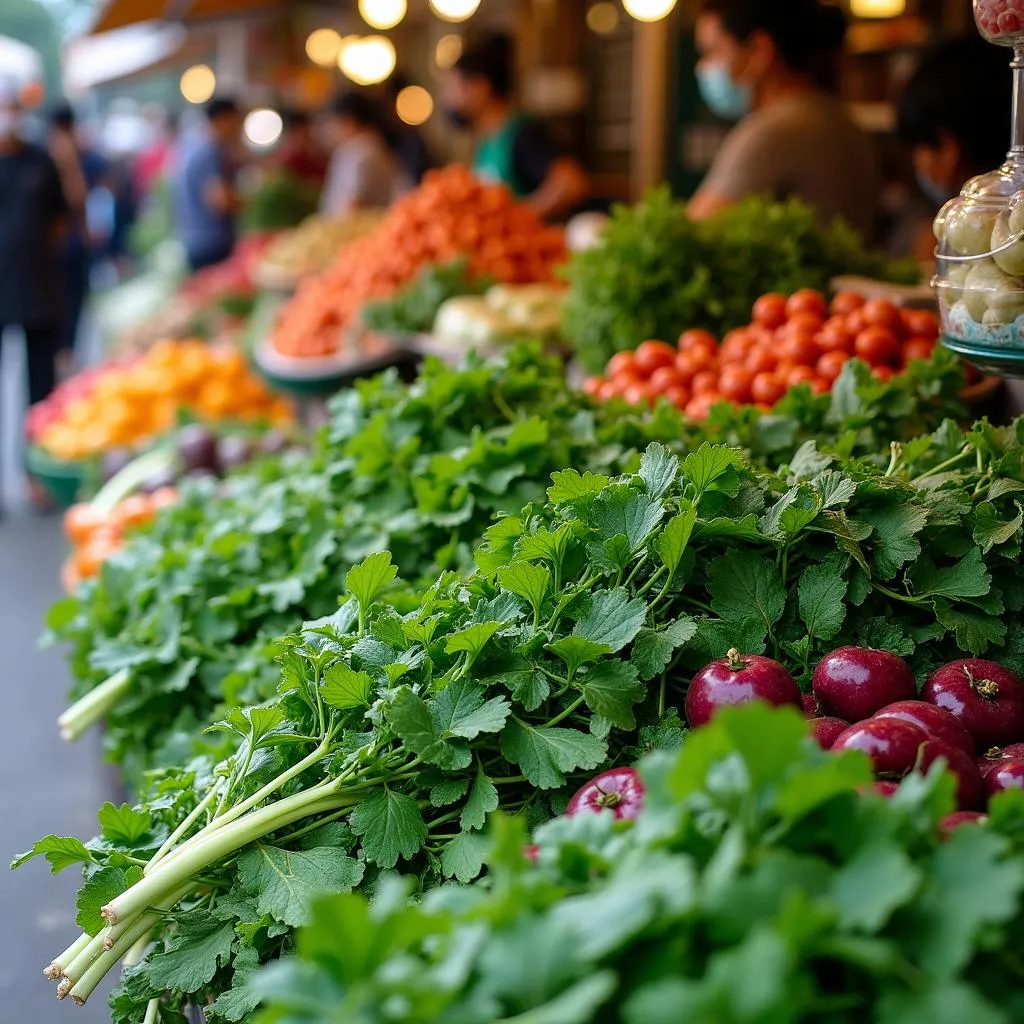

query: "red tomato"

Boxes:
[830, 291, 865, 317]
[684, 392, 719, 421]
[809, 376, 831, 395]
[597, 380, 618, 401]
[745, 346, 777, 375]
[901, 309, 940, 342]
[664, 385, 690, 409]
[784, 311, 826, 337]
[861, 299, 903, 334]
[854, 326, 901, 367]
[582, 376, 604, 397]
[622, 382, 649, 406]
[902, 338, 936, 364]
[64, 503, 105, 546]
[678, 328, 718, 352]
[719, 364, 754, 403]
[817, 317, 854, 353]
[779, 333, 820, 367]
[634, 340, 678, 376]
[747, 324, 774, 347]
[607, 371, 640, 396]
[686, 337, 719, 367]
[752, 293, 788, 330]
[786, 289, 828, 321]
[786, 365, 817, 388]
[750, 372, 785, 406]
[873, 365, 897, 382]
[692, 370, 720, 395]
[648, 366, 684, 393]
[720, 328, 754, 362]
[115, 494, 156, 530]
[607, 351, 637, 377]
[816, 350, 850, 383]
[674, 352, 701, 382]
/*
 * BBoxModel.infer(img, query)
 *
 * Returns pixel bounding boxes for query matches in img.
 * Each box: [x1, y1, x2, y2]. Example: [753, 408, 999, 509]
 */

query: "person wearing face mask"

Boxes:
[896, 36, 1011, 262]
[443, 34, 590, 222]
[688, 0, 878, 240]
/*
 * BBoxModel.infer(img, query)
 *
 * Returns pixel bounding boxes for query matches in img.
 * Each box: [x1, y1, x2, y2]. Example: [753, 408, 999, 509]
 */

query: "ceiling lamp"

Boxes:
[428, 0, 481, 23]
[180, 64, 216, 104]
[622, 0, 677, 22]
[435, 34, 463, 69]
[396, 85, 434, 125]
[305, 28, 343, 67]
[339, 35, 397, 85]
[358, 0, 407, 30]
[850, 0, 906, 16]
[586, 2, 619, 34]
[244, 108, 284, 148]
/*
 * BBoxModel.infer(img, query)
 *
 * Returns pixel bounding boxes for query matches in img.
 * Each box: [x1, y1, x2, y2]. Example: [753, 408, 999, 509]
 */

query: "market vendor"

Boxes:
[443, 34, 590, 222]
[687, 0, 878, 240]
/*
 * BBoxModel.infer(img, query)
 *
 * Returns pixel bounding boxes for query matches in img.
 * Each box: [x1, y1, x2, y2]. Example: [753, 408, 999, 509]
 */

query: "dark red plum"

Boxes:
[685, 649, 801, 728]
[812, 647, 917, 722]
[873, 700, 976, 757]
[832, 718, 927, 777]
[922, 660, 1024, 750]
[810, 716, 850, 750]
[917, 739, 984, 810]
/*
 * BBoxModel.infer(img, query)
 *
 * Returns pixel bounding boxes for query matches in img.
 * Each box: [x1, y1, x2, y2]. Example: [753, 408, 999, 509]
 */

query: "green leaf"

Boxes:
[507, 669, 551, 711]
[237, 843, 365, 927]
[862, 503, 929, 578]
[909, 550, 992, 601]
[812, 470, 858, 509]
[441, 831, 490, 883]
[138, 914, 235, 995]
[77, 866, 140, 935]
[631, 619, 697, 681]
[639, 442, 679, 499]
[97, 802, 152, 846]
[830, 841, 921, 932]
[707, 550, 785, 635]
[797, 557, 848, 642]
[547, 469, 611, 504]
[322, 663, 373, 710]
[656, 504, 697, 575]
[431, 677, 511, 740]
[445, 621, 500, 662]
[517, 524, 572, 565]
[590, 487, 664, 548]
[345, 551, 397, 611]
[497, 561, 551, 617]
[681, 443, 743, 495]
[691, 616, 768, 661]
[855, 617, 916, 657]
[788, 440, 833, 479]
[548, 635, 613, 677]
[10, 835, 94, 874]
[388, 688, 439, 756]
[589, 534, 632, 573]
[972, 501, 1024, 554]
[933, 599, 1006, 655]
[573, 589, 648, 653]
[500, 719, 606, 789]
[431, 778, 470, 806]
[877, 983, 1004, 1024]
[206, 945, 261, 1023]
[581, 660, 644, 729]
[460, 764, 499, 831]
[349, 789, 428, 868]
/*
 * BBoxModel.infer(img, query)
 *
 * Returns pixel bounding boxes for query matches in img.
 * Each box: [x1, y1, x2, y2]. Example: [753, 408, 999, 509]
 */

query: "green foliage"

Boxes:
[254, 704, 1024, 1024]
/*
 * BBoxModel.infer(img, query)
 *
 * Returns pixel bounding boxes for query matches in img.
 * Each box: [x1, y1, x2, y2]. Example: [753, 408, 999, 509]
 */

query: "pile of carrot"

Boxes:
[271, 166, 566, 358]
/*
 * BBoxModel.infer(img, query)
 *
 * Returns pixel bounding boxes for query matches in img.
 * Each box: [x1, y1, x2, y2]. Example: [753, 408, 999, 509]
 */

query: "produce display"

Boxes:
[255, 703, 1024, 1024]
[432, 283, 565, 349]
[584, 290, 942, 419]
[30, 341, 291, 464]
[270, 166, 566, 358]
[563, 189, 919, 373]
[256, 212, 385, 286]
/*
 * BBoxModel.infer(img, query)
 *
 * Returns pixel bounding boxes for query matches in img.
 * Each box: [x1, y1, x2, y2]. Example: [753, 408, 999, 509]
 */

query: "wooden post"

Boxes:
[632, 16, 672, 196]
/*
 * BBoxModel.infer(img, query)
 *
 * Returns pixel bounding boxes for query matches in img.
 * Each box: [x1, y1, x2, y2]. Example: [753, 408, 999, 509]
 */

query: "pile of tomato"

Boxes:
[583, 290, 941, 420]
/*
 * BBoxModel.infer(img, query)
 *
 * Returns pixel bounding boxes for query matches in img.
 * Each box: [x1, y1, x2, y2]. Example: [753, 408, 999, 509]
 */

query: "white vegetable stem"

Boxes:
[58, 669, 132, 741]
[43, 931, 92, 979]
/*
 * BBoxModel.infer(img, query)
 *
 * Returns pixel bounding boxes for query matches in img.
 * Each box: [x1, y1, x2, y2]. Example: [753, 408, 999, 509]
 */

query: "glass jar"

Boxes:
[975, 0, 1024, 47]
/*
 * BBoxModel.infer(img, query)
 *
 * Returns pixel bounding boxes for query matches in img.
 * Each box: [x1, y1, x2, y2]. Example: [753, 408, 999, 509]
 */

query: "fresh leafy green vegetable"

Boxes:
[253, 703, 1024, 1024]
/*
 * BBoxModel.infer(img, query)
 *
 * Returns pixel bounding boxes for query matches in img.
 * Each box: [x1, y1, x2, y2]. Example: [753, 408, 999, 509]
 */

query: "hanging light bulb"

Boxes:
[339, 35, 397, 86]
[435, 34, 463, 69]
[622, 0, 677, 22]
[396, 85, 434, 125]
[850, 0, 906, 16]
[306, 28, 343, 67]
[358, 0, 407, 30]
[586, 2, 619, 34]
[244, 108, 284, 148]
[180, 64, 216, 104]
[428, 0, 481, 23]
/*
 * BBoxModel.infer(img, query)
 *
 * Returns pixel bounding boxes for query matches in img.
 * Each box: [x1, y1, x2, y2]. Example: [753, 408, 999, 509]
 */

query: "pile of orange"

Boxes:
[61, 489, 178, 593]
[38, 340, 292, 463]
[271, 165, 566, 358]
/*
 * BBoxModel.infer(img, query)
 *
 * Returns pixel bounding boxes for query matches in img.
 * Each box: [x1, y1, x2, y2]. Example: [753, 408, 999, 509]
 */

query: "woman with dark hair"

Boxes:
[442, 33, 589, 221]
[688, 0, 878, 238]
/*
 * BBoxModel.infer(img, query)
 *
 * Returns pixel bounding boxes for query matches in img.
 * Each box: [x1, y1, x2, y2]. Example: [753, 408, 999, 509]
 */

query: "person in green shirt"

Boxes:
[442, 34, 590, 221]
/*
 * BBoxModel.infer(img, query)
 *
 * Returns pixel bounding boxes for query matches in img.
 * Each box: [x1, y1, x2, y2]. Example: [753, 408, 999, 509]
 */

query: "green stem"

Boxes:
[44, 931, 92, 979]
[60, 932, 106, 987]
[58, 669, 132, 741]
[544, 696, 585, 729]
[873, 584, 926, 606]
[143, 997, 161, 1024]
[911, 446, 972, 482]
[623, 554, 649, 590]
[636, 564, 667, 597]
[147, 787, 220, 873]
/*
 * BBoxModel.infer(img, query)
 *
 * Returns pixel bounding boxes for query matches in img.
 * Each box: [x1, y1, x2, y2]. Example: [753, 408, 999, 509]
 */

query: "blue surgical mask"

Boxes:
[697, 63, 752, 121]
[916, 170, 957, 208]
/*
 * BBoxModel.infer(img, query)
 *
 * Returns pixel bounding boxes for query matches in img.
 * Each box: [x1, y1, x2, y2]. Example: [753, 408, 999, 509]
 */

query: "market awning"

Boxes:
[89, 0, 284, 36]
[0, 34, 44, 85]
[65, 21, 191, 93]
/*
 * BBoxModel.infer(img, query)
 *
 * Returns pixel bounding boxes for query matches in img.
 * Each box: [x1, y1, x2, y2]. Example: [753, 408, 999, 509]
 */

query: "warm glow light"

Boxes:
[338, 35, 397, 85]
[396, 85, 433, 125]
[180, 64, 216, 104]
[622, 0, 677, 22]
[305, 28, 343, 67]
[435, 33, 463, 69]
[850, 0, 906, 16]
[428, 0, 481, 23]
[243, 108, 283, 147]
[358, 0, 407, 30]
[586, 1, 619, 33]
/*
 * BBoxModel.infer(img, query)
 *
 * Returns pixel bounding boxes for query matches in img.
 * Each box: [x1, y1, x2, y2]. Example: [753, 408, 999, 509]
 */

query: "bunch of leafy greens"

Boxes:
[19, 422, 1024, 1022]
[254, 702, 1024, 1024]
[361, 257, 492, 335]
[562, 188, 919, 372]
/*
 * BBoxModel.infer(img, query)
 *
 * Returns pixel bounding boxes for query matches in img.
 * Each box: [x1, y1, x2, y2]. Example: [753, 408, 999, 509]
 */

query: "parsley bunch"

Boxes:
[254, 702, 1024, 1024]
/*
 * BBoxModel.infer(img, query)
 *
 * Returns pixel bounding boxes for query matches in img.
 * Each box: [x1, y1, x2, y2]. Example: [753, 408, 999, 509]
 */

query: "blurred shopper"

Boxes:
[444, 34, 589, 221]
[0, 86, 67, 493]
[172, 97, 242, 271]
[276, 108, 328, 187]
[688, 0, 878, 239]
[381, 74, 434, 186]
[135, 107, 177, 200]
[321, 92, 408, 215]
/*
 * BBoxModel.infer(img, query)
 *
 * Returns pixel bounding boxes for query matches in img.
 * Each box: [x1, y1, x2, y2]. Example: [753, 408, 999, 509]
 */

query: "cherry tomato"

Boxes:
[901, 309, 940, 341]
[115, 494, 156, 530]
[75, 537, 120, 579]
[634, 340, 678, 376]
[622, 382, 649, 406]
[751, 372, 785, 406]
[816, 350, 850, 383]
[674, 352, 701, 382]
[829, 291, 865, 317]
[786, 289, 828, 320]
[608, 371, 642, 396]
[902, 338, 935, 364]
[747, 324, 774, 347]
[684, 392, 719, 421]
[692, 370, 720, 395]
[784, 311, 826, 337]
[809, 375, 831, 395]
[873, 365, 897, 382]
[607, 351, 637, 377]
[752, 293, 788, 330]
[664, 385, 690, 409]
[678, 328, 718, 352]
[582, 375, 604, 397]
[817, 317, 855, 353]
[597, 380, 618, 401]
[686, 337, 719, 367]
[745, 346, 777, 375]
[786, 365, 818, 388]
[648, 366, 684, 393]
[719, 364, 754, 403]
[779, 334, 820, 367]
[854, 326, 901, 367]
[861, 299, 903, 334]
[63, 502, 105, 546]
[720, 328, 754, 362]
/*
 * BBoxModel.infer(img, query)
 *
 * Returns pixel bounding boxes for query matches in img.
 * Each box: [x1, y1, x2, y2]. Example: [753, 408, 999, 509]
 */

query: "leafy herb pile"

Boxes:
[19, 421, 1024, 1021]
[361, 257, 493, 336]
[254, 702, 1024, 1024]
[563, 189, 919, 372]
